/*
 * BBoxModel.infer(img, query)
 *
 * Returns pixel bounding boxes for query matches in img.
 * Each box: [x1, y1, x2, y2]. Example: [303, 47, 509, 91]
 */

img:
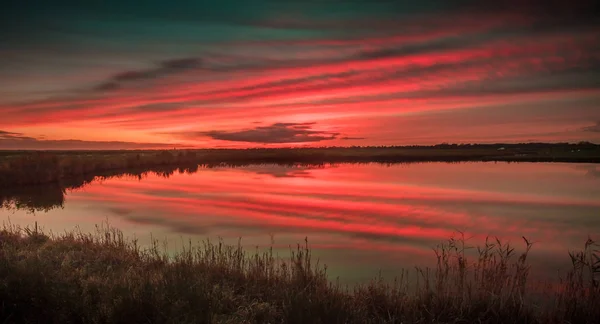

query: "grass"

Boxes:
[1, 143, 599, 187]
[0, 224, 598, 323]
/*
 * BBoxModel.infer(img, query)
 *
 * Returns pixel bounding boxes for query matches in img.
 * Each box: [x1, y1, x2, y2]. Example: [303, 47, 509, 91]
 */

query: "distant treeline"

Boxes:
[1, 143, 599, 188]
[1, 142, 598, 156]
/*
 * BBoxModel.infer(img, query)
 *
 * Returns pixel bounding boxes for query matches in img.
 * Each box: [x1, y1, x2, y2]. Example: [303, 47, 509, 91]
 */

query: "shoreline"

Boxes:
[2, 144, 599, 188]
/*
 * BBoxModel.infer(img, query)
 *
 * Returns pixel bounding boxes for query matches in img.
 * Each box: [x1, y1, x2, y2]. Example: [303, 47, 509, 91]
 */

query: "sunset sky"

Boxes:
[1, 0, 599, 149]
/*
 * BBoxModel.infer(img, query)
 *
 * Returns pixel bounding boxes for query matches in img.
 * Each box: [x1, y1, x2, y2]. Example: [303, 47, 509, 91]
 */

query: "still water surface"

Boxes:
[2, 162, 599, 283]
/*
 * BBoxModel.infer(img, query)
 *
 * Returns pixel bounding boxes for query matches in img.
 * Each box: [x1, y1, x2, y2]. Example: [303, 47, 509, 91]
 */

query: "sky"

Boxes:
[1, 0, 599, 149]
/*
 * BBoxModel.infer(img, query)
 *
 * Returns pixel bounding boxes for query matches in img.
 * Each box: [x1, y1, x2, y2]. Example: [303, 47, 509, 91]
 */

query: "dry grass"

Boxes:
[0, 224, 598, 323]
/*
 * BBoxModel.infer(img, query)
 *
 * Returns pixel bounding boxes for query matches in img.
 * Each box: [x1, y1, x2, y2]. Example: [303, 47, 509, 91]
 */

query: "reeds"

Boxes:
[0, 223, 598, 323]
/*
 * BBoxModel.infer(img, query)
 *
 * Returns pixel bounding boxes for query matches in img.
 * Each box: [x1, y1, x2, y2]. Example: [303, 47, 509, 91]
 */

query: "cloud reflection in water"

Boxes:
[2, 162, 599, 283]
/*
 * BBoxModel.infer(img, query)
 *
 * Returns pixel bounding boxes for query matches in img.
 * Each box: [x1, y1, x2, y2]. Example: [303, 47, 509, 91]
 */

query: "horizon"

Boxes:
[1, 1, 600, 150]
[1, 141, 598, 152]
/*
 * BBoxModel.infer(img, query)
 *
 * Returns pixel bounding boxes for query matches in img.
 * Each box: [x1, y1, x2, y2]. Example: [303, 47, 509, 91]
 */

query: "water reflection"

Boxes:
[0, 163, 330, 212]
[0, 164, 200, 213]
[1, 162, 599, 283]
[574, 164, 600, 179]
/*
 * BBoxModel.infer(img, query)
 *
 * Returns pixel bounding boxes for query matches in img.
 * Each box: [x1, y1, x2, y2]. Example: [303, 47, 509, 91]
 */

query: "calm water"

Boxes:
[2, 162, 599, 283]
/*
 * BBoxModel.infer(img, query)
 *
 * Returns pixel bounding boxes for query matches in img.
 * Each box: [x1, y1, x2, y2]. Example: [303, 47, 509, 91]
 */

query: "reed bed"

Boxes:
[0, 223, 598, 323]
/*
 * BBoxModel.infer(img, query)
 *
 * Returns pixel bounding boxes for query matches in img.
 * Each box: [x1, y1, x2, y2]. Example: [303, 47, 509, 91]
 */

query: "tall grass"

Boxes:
[0, 223, 598, 323]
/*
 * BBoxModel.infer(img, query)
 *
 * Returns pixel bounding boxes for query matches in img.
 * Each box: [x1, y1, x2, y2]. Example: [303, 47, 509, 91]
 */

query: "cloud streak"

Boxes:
[0, 0, 599, 148]
[94, 58, 202, 92]
[0, 130, 185, 150]
[0, 130, 36, 141]
[582, 122, 600, 133]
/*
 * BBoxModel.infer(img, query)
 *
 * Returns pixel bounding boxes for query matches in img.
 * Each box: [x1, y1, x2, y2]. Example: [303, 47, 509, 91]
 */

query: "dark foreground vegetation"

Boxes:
[1, 142, 599, 187]
[0, 224, 598, 324]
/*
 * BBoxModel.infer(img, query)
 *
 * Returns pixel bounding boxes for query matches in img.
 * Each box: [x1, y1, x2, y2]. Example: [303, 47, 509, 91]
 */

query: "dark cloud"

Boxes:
[458, 0, 600, 21]
[202, 70, 359, 97]
[357, 34, 486, 60]
[94, 57, 202, 91]
[168, 122, 340, 144]
[160, 58, 202, 70]
[112, 70, 156, 82]
[94, 82, 120, 91]
[582, 121, 600, 133]
[0, 129, 185, 150]
[0, 130, 36, 141]
[130, 102, 187, 113]
[340, 137, 366, 140]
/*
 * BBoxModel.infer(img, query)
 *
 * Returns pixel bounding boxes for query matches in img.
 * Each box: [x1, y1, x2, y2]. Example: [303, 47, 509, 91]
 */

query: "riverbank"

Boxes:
[1, 143, 599, 187]
[0, 223, 598, 323]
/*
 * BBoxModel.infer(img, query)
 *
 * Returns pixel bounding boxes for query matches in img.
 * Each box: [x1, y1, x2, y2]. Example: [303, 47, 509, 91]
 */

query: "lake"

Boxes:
[1, 162, 599, 284]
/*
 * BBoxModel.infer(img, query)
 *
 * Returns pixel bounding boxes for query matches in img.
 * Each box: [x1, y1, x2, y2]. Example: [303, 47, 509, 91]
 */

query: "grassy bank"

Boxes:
[0, 224, 598, 323]
[1, 143, 599, 187]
